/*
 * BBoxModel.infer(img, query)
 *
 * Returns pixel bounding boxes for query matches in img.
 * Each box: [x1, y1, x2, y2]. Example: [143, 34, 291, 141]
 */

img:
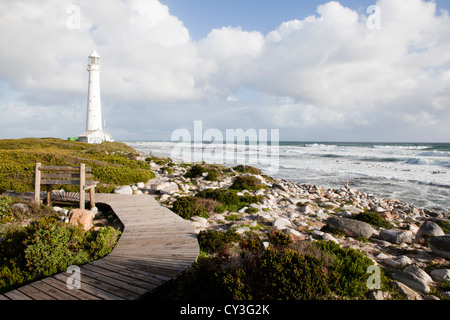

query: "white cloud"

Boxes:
[0, 0, 449, 141]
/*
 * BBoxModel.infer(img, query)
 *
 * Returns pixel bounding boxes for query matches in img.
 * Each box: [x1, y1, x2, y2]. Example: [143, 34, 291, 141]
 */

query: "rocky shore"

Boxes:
[115, 156, 450, 300]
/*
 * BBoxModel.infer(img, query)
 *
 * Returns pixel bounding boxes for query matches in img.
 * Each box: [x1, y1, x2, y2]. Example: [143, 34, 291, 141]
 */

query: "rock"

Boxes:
[415, 220, 444, 243]
[392, 281, 423, 300]
[12, 203, 29, 213]
[53, 206, 69, 216]
[68, 209, 94, 231]
[391, 269, 430, 293]
[136, 182, 145, 189]
[404, 265, 433, 284]
[384, 255, 412, 268]
[114, 185, 133, 194]
[322, 233, 339, 243]
[191, 216, 208, 225]
[156, 182, 179, 195]
[273, 218, 293, 230]
[325, 216, 375, 238]
[430, 235, 450, 259]
[379, 229, 413, 245]
[368, 290, 391, 300]
[297, 203, 316, 214]
[430, 269, 450, 282]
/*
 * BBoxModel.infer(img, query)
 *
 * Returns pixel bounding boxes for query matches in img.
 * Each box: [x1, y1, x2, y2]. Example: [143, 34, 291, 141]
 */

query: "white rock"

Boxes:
[191, 216, 208, 225]
[156, 182, 179, 194]
[273, 218, 293, 230]
[404, 265, 433, 284]
[385, 255, 412, 268]
[322, 233, 339, 243]
[430, 269, 450, 282]
[136, 182, 145, 188]
[114, 185, 133, 194]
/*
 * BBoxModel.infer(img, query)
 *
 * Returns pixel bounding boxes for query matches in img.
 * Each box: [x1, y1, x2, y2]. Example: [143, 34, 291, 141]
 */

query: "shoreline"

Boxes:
[124, 140, 450, 213]
[123, 152, 450, 300]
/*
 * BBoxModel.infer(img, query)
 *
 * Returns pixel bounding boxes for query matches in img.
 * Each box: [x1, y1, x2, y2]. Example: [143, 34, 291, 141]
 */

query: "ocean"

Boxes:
[124, 140, 450, 212]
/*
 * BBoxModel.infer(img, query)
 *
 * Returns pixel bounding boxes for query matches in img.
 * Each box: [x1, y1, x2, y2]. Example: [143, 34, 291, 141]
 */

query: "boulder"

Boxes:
[136, 182, 145, 189]
[384, 255, 412, 269]
[114, 185, 133, 194]
[404, 265, 433, 285]
[391, 269, 430, 293]
[273, 218, 293, 230]
[392, 281, 423, 300]
[325, 216, 375, 238]
[156, 182, 179, 195]
[379, 229, 413, 245]
[430, 269, 450, 283]
[430, 235, 450, 259]
[68, 209, 94, 231]
[415, 220, 444, 243]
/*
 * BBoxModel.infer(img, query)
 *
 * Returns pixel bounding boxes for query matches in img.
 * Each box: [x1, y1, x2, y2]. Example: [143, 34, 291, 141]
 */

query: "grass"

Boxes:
[0, 138, 155, 193]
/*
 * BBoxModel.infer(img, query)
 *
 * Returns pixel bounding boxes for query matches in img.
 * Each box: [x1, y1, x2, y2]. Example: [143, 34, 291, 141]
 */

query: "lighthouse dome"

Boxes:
[89, 49, 100, 58]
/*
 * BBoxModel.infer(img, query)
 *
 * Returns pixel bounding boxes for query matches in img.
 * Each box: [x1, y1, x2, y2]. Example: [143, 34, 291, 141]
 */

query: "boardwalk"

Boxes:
[0, 193, 199, 300]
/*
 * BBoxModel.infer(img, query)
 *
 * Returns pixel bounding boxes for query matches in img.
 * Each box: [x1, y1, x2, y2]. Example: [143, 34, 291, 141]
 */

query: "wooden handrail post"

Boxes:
[79, 163, 86, 210]
[34, 163, 41, 204]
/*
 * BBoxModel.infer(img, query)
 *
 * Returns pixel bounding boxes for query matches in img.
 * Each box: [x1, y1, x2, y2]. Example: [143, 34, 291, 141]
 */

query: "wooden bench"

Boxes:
[34, 163, 98, 210]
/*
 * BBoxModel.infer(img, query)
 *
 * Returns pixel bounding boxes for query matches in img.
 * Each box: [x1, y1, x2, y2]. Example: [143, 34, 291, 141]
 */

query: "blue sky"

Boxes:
[0, 0, 450, 142]
[161, 0, 450, 39]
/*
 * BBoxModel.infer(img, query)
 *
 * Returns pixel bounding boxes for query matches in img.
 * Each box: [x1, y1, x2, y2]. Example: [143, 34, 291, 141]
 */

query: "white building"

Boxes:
[78, 49, 113, 144]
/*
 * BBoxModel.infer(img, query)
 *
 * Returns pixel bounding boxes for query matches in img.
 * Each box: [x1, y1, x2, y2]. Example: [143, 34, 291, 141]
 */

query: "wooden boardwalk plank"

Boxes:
[2, 192, 199, 300]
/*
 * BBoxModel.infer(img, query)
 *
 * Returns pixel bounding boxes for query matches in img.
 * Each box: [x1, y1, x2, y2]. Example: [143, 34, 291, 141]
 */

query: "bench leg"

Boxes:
[90, 188, 96, 210]
[46, 185, 53, 206]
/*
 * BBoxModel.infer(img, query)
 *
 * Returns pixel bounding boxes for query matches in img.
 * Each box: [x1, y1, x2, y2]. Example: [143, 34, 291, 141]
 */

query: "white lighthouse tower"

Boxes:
[78, 49, 113, 144]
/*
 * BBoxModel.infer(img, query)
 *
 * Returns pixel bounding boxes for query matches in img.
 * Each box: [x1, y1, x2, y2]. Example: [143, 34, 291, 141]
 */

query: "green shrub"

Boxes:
[0, 138, 156, 194]
[268, 229, 293, 248]
[313, 240, 375, 299]
[197, 229, 242, 254]
[171, 196, 209, 220]
[352, 211, 393, 229]
[245, 207, 259, 214]
[184, 164, 221, 181]
[233, 165, 261, 175]
[0, 213, 121, 294]
[229, 175, 265, 192]
[214, 205, 226, 214]
[196, 188, 262, 211]
[0, 196, 14, 222]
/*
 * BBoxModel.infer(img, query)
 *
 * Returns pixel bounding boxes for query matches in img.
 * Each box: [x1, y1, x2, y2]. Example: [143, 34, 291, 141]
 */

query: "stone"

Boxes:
[136, 182, 145, 189]
[156, 181, 179, 195]
[403, 265, 433, 284]
[392, 281, 423, 300]
[391, 269, 430, 293]
[114, 185, 133, 194]
[325, 216, 375, 238]
[384, 255, 412, 269]
[368, 290, 391, 300]
[379, 229, 413, 245]
[430, 269, 450, 282]
[68, 209, 94, 231]
[415, 220, 444, 243]
[430, 235, 450, 259]
[273, 218, 293, 230]
[297, 203, 316, 214]
[12, 203, 29, 213]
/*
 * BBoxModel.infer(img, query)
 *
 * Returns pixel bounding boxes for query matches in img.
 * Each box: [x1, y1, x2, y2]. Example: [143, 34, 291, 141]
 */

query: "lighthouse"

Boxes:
[78, 49, 113, 144]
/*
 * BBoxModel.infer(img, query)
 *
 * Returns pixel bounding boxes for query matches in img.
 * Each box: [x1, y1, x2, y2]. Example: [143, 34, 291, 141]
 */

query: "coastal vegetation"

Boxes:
[1, 138, 449, 300]
[0, 195, 120, 294]
[0, 138, 155, 193]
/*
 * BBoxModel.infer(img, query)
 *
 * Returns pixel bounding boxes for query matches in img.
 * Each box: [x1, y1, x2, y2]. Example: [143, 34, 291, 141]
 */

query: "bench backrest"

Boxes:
[34, 162, 97, 210]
